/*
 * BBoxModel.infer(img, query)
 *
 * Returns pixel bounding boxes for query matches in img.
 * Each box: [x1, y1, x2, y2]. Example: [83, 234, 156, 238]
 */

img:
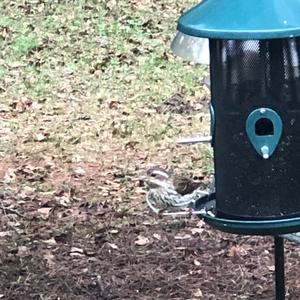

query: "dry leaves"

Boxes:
[0, 231, 11, 237]
[43, 250, 56, 268]
[228, 245, 247, 258]
[72, 166, 86, 177]
[35, 132, 49, 142]
[37, 207, 52, 219]
[135, 235, 150, 246]
[153, 233, 161, 240]
[193, 288, 203, 298]
[10, 97, 32, 113]
[43, 237, 57, 246]
[190, 227, 204, 236]
[193, 259, 201, 266]
[18, 246, 30, 257]
[174, 233, 192, 240]
[70, 247, 85, 257]
[106, 0, 117, 10]
[107, 243, 119, 250]
[3, 168, 16, 183]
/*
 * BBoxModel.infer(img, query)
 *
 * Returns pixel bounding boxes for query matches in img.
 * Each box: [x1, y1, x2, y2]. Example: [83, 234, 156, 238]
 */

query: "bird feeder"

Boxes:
[172, 0, 300, 299]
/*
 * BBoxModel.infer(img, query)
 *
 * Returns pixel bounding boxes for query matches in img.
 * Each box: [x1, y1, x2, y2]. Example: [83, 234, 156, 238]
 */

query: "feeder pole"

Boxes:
[274, 236, 285, 300]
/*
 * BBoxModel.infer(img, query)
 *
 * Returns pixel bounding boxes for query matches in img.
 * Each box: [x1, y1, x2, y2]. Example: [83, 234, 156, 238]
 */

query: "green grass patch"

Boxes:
[0, 0, 212, 174]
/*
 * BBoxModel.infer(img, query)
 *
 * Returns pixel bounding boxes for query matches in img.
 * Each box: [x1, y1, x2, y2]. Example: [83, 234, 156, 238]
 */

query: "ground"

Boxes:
[0, 1, 300, 299]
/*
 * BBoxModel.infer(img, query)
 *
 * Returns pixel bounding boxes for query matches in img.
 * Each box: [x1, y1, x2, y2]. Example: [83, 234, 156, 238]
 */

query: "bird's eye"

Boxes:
[150, 173, 156, 177]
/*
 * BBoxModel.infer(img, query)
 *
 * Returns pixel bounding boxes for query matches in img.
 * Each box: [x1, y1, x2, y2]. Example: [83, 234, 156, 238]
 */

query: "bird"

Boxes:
[145, 166, 204, 195]
[139, 166, 214, 214]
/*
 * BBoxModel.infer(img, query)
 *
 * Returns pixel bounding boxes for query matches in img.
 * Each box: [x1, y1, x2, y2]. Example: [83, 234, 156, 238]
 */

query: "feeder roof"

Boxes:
[178, 0, 300, 39]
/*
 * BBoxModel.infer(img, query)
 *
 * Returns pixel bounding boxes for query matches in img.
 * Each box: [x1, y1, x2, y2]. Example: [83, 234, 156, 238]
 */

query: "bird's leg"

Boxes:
[187, 207, 194, 218]
[157, 208, 167, 218]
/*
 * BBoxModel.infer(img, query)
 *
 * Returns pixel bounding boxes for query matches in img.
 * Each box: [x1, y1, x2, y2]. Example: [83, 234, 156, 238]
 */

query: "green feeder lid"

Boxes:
[178, 0, 300, 39]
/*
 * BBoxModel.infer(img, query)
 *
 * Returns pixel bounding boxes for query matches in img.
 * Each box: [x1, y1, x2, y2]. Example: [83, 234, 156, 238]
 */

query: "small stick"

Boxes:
[0, 201, 23, 217]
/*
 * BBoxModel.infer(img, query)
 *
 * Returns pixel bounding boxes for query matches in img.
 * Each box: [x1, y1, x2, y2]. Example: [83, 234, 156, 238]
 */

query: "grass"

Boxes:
[0, 0, 212, 171]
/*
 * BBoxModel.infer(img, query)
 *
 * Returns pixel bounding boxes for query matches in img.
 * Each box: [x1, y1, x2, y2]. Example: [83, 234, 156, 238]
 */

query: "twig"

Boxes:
[0, 201, 23, 217]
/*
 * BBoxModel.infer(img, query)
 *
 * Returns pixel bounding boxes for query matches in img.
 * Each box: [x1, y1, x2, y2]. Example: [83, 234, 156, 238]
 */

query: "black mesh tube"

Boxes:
[210, 38, 300, 219]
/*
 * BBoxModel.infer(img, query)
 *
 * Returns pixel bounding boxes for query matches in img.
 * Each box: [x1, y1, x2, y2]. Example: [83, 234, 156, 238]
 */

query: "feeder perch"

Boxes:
[172, 1, 300, 299]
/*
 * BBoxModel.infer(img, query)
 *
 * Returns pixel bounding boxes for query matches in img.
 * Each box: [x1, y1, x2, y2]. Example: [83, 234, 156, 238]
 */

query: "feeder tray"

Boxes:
[194, 194, 300, 235]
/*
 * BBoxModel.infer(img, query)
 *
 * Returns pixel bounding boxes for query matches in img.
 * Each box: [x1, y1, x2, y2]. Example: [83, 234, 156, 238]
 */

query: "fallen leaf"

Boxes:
[108, 99, 121, 109]
[135, 235, 150, 246]
[43, 237, 57, 246]
[196, 220, 206, 227]
[18, 246, 30, 257]
[106, 0, 117, 10]
[0, 231, 11, 237]
[37, 207, 52, 219]
[107, 243, 119, 250]
[57, 195, 71, 207]
[10, 98, 32, 113]
[193, 288, 203, 298]
[125, 140, 139, 149]
[70, 247, 85, 257]
[174, 234, 192, 240]
[15, 100, 26, 112]
[23, 185, 35, 193]
[228, 245, 247, 257]
[35, 132, 48, 142]
[175, 247, 187, 250]
[130, 0, 144, 7]
[194, 259, 201, 266]
[70, 252, 84, 257]
[73, 166, 86, 177]
[3, 168, 16, 183]
[142, 221, 152, 226]
[43, 251, 56, 267]
[153, 233, 161, 240]
[268, 265, 275, 271]
[190, 228, 204, 235]
[71, 247, 84, 254]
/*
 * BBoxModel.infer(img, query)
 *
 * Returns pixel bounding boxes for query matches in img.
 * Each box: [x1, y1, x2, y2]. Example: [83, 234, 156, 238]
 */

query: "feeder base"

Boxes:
[199, 213, 300, 235]
[194, 195, 300, 235]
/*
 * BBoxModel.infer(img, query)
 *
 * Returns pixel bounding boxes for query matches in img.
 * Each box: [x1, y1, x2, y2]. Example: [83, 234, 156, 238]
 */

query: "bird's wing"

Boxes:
[145, 192, 160, 214]
[169, 189, 207, 207]
[173, 175, 203, 196]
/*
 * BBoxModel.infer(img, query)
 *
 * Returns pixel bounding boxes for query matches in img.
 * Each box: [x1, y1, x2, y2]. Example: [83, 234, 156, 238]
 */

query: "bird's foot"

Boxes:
[157, 208, 167, 218]
[187, 207, 194, 218]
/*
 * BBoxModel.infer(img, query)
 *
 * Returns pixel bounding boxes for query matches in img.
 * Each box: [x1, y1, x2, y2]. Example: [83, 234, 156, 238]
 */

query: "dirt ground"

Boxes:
[1, 1, 300, 299]
[1, 156, 300, 300]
